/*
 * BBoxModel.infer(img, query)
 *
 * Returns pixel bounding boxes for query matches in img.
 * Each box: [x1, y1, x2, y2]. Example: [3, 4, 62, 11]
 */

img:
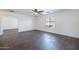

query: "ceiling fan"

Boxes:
[32, 9, 44, 15]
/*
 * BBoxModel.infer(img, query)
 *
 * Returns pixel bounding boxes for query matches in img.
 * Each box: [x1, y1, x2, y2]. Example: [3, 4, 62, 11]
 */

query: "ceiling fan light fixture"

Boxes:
[33, 12, 39, 16]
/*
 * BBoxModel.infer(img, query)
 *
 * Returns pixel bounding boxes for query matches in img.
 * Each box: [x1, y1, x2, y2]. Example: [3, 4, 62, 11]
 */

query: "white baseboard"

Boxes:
[18, 29, 36, 32]
[35, 29, 79, 39]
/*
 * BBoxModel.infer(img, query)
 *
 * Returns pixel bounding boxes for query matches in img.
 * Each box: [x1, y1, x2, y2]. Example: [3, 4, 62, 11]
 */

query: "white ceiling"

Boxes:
[0, 9, 64, 16]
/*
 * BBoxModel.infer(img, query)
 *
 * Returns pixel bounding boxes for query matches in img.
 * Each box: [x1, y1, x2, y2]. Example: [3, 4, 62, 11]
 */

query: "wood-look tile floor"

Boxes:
[0, 29, 79, 50]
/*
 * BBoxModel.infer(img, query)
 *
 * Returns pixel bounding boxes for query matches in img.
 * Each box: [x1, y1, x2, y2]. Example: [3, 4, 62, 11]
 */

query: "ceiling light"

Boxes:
[33, 12, 39, 16]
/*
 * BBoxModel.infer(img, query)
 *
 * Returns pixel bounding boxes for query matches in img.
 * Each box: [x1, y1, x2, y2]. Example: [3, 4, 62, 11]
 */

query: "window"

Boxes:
[46, 17, 56, 28]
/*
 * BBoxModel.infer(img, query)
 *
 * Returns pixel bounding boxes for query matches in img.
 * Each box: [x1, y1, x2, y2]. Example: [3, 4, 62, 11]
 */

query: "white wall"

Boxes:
[18, 14, 35, 32]
[35, 10, 79, 38]
[0, 17, 2, 35]
[0, 11, 35, 35]
[1, 16, 18, 30]
[0, 17, 3, 35]
[0, 10, 79, 38]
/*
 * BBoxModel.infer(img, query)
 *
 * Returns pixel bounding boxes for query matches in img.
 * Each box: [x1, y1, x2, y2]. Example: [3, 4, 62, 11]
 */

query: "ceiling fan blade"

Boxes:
[37, 12, 42, 15]
[32, 9, 37, 12]
[38, 11, 44, 12]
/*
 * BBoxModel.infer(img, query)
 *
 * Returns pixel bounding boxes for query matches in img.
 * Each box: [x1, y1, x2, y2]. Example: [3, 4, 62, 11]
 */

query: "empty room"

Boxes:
[0, 9, 79, 50]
